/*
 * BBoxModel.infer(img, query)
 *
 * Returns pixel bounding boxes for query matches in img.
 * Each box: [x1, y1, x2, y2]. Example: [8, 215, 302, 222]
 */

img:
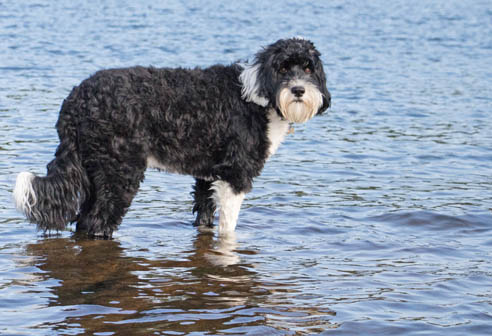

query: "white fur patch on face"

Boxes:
[13, 172, 36, 214]
[277, 79, 323, 123]
[211, 181, 245, 235]
[239, 64, 269, 107]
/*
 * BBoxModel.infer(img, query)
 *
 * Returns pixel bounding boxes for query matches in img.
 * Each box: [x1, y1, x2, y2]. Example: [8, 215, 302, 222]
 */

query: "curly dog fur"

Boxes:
[14, 37, 331, 238]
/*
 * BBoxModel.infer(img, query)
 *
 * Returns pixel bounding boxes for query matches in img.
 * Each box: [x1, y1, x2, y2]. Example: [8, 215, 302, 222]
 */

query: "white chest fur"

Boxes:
[266, 108, 290, 158]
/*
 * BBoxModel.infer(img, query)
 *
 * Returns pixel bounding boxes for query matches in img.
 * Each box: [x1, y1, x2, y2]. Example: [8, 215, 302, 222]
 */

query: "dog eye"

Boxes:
[279, 67, 288, 74]
[303, 61, 312, 74]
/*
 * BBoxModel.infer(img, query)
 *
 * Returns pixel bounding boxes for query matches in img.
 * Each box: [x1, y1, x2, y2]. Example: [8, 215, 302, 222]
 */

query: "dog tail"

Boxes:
[13, 139, 89, 232]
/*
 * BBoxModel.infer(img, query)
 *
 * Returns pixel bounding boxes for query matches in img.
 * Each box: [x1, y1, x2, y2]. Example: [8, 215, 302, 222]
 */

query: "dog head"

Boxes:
[240, 38, 331, 123]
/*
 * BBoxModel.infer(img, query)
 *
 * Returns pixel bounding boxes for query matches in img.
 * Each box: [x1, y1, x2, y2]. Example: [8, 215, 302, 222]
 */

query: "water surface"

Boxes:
[0, 0, 491, 335]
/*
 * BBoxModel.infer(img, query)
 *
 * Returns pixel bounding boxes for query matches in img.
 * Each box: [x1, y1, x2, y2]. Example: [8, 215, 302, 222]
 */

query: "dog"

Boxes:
[13, 37, 331, 239]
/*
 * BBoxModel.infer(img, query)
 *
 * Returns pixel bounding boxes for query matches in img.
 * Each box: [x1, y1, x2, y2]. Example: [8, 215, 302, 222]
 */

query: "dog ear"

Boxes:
[257, 62, 277, 106]
[253, 40, 291, 107]
[313, 58, 331, 114]
[255, 48, 281, 107]
[319, 89, 331, 114]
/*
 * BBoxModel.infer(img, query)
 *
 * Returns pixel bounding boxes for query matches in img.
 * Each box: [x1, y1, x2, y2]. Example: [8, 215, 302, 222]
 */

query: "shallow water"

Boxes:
[1, 0, 491, 335]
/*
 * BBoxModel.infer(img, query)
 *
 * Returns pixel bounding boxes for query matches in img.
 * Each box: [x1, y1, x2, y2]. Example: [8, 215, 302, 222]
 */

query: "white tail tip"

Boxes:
[13, 172, 36, 214]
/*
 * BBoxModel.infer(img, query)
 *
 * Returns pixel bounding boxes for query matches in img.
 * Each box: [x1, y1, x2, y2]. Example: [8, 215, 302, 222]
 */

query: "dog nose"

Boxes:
[291, 86, 305, 97]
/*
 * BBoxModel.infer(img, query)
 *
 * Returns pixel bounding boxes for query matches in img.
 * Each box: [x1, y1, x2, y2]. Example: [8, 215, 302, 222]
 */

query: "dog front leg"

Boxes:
[211, 181, 245, 235]
[192, 178, 216, 227]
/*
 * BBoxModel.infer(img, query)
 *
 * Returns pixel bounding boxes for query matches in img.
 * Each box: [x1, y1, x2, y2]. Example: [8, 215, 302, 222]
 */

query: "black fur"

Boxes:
[192, 179, 216, 227]
[14, 38, 330, 238]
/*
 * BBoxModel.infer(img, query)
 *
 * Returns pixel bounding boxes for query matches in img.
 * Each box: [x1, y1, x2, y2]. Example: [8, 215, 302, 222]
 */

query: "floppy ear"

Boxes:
[319, 84, 331, 114]
[314, 58, 331, 114]
[256, 51, 280, 106]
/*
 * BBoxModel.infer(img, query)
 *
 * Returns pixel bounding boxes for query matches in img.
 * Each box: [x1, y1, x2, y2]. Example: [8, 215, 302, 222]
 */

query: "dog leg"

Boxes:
[77, 170, 143, 238]
[211, 181, 245, 235]
[76, 150, 146, 238]
[192, 179, 216, 227]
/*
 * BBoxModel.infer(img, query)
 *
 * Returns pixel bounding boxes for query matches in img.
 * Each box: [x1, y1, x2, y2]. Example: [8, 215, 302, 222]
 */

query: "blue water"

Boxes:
[1, 0, 491, 335]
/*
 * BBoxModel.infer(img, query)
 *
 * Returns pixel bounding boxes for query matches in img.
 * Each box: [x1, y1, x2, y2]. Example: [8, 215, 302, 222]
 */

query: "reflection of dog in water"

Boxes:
[14, 37, 331, 238]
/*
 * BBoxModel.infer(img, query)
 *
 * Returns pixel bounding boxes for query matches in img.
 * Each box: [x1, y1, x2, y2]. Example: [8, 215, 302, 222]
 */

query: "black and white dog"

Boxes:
[14, 37, 331, 238]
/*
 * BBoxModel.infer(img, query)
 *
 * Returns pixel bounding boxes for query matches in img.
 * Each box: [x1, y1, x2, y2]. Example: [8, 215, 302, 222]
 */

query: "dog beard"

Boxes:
[277, 81, 323, 123]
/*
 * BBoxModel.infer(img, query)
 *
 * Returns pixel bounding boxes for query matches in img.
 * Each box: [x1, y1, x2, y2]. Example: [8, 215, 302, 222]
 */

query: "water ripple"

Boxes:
[1, 0, 491, 335]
